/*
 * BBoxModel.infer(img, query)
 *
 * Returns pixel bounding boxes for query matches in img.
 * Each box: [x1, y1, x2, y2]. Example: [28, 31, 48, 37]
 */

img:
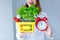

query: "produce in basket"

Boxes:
[16, 4, 40, 22]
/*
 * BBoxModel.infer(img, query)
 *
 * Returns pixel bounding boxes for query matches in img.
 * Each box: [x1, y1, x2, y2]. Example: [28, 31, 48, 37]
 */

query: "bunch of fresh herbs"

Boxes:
[16, 4, 40, 22]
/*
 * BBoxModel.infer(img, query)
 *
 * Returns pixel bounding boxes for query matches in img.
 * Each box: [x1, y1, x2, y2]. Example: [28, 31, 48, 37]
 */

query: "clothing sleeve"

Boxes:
[38, 12, 48, 19]
[16, 15, 20, 19]
[38, 12, 54, 39]
[15, 15, 20, 40]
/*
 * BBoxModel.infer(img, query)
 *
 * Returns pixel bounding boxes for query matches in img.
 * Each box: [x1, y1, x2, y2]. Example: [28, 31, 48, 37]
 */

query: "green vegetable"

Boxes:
[16, 4, 40, 22]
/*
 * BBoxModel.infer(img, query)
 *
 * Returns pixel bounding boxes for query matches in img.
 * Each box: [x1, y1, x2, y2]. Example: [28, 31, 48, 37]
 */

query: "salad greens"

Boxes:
[16, 4, 40, 22]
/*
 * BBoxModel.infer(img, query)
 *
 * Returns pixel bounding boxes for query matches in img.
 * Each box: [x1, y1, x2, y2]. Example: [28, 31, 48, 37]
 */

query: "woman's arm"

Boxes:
[38, 12, 54, 39]
[45, 21, 54, 39]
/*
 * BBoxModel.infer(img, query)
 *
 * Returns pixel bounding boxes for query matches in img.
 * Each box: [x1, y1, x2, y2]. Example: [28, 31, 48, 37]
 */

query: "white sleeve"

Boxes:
[16, 15, 20, 32]
[16, 15, 20, 40]
[38, 12, 54, 39]
[38, 12, 48, 19]
[16, 15, 20, 19]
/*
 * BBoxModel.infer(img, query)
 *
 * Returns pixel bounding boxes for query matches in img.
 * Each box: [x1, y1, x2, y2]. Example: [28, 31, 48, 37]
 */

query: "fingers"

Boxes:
[44, 25, 53, 39]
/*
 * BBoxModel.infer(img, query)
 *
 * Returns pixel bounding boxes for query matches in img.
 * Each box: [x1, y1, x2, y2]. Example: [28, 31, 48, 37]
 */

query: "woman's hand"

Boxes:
[44, 22, 54, 39]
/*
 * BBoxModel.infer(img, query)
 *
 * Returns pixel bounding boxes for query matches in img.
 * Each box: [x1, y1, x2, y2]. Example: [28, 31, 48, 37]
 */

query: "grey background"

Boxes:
[0, 0, 60, 40]
[0, 0, 14, 40]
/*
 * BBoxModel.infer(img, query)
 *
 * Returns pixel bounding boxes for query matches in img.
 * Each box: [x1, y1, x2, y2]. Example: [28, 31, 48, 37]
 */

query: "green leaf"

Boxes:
[16, 4, 40, 22]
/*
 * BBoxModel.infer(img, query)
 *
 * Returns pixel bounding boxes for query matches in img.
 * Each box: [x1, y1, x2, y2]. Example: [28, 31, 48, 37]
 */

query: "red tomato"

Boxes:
[14, 17, 20, 22]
